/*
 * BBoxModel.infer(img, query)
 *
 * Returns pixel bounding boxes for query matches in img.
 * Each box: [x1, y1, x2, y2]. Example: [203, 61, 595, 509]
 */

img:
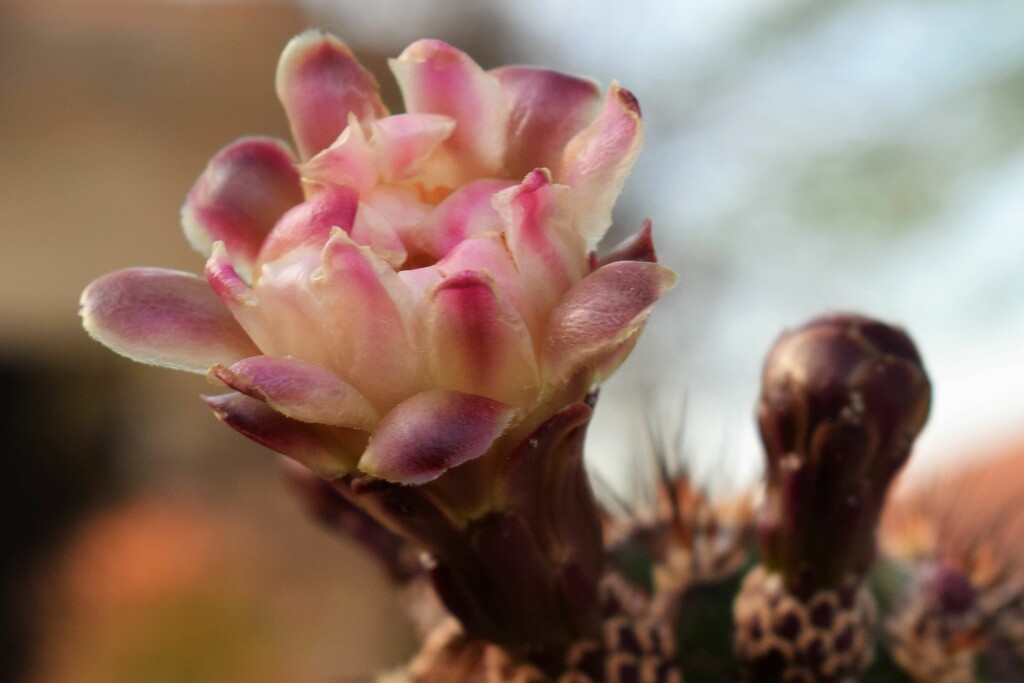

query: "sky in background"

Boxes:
[300, 0, 1024, 489]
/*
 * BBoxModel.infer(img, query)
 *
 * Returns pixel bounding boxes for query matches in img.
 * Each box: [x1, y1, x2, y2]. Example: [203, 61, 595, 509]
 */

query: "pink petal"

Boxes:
[205, 242, 258, 309]
[495, 170, 587, 319]
[559, 83, 643, 249]
[80, 267, 259, 373]
[258, 186, 359, 265]
[209, 356, 379, 430]
[436, 233, 539, 342]
[315, 229, 424, 408]
[543, 261, 676, 381]
[491, 66, 603, 178]
[276, 30, 387, 161]
[390, 40, 509, 181]
[398, 265, 443, 302]
[413, 178, 515, 258]
[243, 253, 336, 369]
[358, 390, 515, 484]
[362, 185, 432, 251]
[181, 137, 303, 280]
[300, 115, 379, 194]
[425, 270, 540, 406]
[204, 392, 361, 477]
[371, 113, 457, 182]
[349, 202, 408, 269]
[597, 218, 657, 266]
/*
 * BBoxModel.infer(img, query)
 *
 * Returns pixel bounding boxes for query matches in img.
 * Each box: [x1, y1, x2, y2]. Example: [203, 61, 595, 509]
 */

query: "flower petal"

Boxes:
[491, 66, 602, 178]
[276, 30, 387, 161]
[363, 185, 432, 250]
[315, 229, 423, 408]
[597, 218, 657, 266]
[301, 114, 379, 194]
[181, 137, 303, 280]
[559, 83, 643, 250]
[359, 390, 514, 485]
[390, 40, 509, 181]
[371, 113, 457, 183]
[436, 232, 539, 342]
[543, 261, 676, 381]
[414, 178, 515, 258]
[205, 241, 258, 310]
[349, 202, 408, 269]
[81, 267, 259, 373]
[209, 356, 379, 430]
[424, 270, 540, 406]
[204, 392, 361, 477]
[495, 170, 587, 319]
[258, 185, 359, 265]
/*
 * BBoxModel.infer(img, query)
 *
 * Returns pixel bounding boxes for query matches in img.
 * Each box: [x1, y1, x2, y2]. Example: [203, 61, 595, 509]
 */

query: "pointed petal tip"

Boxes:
[559, 82, 645, 249]
[544, 261, 676, 381]
[202, 391, 356, 478]
[611, 82, 641, 118]
[210, 355, 379, 431]
[598, 218, 657, 266]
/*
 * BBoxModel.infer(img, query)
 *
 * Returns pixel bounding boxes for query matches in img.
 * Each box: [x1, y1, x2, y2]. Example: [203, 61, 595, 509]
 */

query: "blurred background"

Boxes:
[2, 0, 1022, 681]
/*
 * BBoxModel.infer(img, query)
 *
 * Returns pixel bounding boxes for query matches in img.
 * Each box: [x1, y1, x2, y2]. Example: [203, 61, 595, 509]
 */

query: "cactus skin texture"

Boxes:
[734, 314, 931, 682]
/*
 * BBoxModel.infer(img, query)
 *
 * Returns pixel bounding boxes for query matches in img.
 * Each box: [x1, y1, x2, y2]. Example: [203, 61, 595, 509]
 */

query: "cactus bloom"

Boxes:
[81, 30, 674, 486]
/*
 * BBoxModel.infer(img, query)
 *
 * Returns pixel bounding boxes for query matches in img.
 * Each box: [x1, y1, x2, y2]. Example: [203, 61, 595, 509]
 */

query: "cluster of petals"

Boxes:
[81, 31, 675, 484]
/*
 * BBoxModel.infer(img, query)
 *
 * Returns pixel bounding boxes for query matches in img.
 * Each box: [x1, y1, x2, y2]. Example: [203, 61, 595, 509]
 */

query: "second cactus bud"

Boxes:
[735, 314, 932, 682]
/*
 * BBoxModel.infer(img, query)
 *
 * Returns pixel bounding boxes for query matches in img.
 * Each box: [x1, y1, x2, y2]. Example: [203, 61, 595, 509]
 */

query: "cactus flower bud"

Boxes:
[735, 313, 932, 682]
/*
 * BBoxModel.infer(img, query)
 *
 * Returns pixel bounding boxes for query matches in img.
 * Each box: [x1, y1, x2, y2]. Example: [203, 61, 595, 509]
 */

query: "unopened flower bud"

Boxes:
[735, 313, 931, 682]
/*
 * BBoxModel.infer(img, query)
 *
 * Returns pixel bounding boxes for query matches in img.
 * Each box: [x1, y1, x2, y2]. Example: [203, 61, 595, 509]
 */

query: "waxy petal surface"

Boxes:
[492, 66, 602, 178]
[243, 254, 336, 370]
[359, 390, 514, 485]
[209, 356, 379, 430]
[496, 170, 587, 320]
[560, 84, 643, 249]
[301, 115, 379, 194]
[371, 113, 457, 183]
[315, 230, 422, 407]
[544, 261, 676, 381]
[436, 233, 538, 341]
[425, 270, 540, 405]
[276, 31, 387, 161]
[390, 40, 509, 181]
[349, 202, 408, 269]
[414, 178, 514, 258]
[182, 137, 303, 279]
[363, 185, 432, 251]
[258, 186, 359, 265]
[204, 392, 358, 476]
[81, 268, 258, 373]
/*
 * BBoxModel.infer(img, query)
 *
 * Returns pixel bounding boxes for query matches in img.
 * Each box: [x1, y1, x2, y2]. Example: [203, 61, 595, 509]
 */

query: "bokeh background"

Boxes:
[2, 0, 1022, 681]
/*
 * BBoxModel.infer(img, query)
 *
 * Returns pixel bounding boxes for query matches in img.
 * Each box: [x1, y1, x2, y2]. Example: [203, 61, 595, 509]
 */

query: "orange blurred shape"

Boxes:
[57, 497, 225, 610]
[884, 438, 1024, 572]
